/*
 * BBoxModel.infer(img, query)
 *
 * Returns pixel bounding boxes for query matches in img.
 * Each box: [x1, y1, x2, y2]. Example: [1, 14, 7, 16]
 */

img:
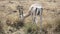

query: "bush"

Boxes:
[24, 22, 40, 34]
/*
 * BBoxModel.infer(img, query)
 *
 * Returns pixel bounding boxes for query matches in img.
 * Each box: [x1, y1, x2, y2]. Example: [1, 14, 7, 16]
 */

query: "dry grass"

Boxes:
[0, 0, 60, 34]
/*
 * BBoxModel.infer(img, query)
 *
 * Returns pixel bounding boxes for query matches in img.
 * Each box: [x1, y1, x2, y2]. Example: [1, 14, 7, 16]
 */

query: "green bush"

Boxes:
[24, 22, 40, 34]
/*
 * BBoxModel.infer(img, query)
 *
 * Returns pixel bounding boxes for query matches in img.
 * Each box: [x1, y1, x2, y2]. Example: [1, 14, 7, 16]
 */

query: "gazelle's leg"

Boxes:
[35, 8, 38, 24]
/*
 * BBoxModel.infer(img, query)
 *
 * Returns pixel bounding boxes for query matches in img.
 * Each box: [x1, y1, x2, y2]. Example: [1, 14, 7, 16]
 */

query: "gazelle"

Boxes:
[28, 3, 43, 24]
[27, 3, 43, 34]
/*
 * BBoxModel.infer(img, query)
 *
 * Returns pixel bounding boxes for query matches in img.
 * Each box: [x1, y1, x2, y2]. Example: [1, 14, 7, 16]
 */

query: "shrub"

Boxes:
[24, 22, 40, 34]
